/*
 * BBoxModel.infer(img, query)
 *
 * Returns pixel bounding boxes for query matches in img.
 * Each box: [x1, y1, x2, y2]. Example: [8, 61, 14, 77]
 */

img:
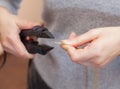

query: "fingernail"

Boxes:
[61, 40, 70, 45]
[61, 45, 69, 51]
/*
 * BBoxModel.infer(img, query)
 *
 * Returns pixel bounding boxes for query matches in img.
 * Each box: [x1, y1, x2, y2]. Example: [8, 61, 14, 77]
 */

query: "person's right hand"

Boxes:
[61, 27, 120, 67]
[0, 7, 43, 59]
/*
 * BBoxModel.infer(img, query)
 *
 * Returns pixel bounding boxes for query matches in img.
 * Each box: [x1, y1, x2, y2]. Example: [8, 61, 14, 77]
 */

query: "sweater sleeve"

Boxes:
[0, 0, 21, 14]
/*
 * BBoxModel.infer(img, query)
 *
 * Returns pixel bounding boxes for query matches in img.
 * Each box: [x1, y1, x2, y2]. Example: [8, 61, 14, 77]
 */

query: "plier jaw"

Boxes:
[20, 26, 54, 55]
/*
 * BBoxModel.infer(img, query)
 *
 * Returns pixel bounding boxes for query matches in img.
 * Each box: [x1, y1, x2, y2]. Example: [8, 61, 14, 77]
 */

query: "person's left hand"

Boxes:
[0, 42, 3, 56]
[61, 27, 120, 67]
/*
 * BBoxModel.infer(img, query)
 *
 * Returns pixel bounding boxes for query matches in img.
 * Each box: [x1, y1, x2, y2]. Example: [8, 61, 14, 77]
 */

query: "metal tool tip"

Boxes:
[54, 42, 62, 45]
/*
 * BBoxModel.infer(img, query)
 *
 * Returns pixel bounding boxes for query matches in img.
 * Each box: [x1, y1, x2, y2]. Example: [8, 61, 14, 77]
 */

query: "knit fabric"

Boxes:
[0, 0, 21, 14]
[35, 0, 120, 89]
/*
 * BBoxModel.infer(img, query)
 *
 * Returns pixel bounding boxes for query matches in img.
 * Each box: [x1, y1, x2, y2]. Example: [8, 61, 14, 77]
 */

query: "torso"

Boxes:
[34, 0, 120, 89]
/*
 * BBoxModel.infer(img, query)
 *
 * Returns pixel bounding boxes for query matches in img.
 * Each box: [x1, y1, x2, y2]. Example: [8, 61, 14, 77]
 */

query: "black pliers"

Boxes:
[0, 26, 54, 69]
[20, 26, 54, 55]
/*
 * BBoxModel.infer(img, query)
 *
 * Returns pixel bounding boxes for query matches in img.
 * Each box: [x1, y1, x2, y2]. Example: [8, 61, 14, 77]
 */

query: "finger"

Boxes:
[62, 29, 101, 47]
[61, 32, 77, 45]
[0, 43, 3, 55]
[61, 45, 82, 62]
[100, 56, 116, 68]
[61, 44, 93, 62]
[69, 32, 77, 40]
[61, 45, 79, 62]
[7, 33, 34, 59]
[15, 17, 44, 30]
[88, 59, 102, 68]
[61, 44, 76, 52]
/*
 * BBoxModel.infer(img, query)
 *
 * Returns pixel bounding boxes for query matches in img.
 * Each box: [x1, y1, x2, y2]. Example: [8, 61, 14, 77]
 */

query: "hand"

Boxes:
[0, 42, 3, 55]
[0, 7, 43, 59]
[61, 27, 120, 67]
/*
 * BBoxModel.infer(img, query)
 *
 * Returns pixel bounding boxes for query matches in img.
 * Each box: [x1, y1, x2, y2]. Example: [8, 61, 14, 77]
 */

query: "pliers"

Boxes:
[20, 26, 54, 55]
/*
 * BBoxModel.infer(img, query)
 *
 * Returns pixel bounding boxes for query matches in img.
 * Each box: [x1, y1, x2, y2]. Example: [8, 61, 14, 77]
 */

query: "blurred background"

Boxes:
[0, 0, 42, 89]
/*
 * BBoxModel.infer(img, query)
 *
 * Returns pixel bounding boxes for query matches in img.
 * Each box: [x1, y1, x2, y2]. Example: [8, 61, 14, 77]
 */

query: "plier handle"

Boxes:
[20, 26, 54, 55]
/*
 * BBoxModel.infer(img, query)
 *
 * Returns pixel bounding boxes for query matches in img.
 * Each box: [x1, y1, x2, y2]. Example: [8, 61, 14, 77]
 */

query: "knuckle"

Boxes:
[92, 48, 102, 57]
[88, 29, 97, 35]
[95, 63, 102, 68]
[88, 29, 101, 35]
[6, 33, 15, 42]
[2, 41, 8, 48]
[94, 59, 103, 65]
[88, 29, 95, 33]
[17, 51, 27, 58]
[2, 34, 14, 48]
[93, 61, 104, 68]
[97, 64, 104, 68]
[71, 54, 85, 63]
[90, 58, 104, 68]
[71, 55, 79, 62]
[17, 51, 32, 59]
[71, 57, 78, 62]
[92, 59, 105, 68]
[94, 62, 101, 67]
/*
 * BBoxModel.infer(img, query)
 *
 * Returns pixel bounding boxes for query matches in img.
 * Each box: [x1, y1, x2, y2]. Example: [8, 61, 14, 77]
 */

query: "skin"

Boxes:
[61, 27, 120, 68]
[0, 2, 120, 68]
[0, 6, 43, 59]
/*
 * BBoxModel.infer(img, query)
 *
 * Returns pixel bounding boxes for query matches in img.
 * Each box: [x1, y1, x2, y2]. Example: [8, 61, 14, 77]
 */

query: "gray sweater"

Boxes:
[1, 0, 120, 89]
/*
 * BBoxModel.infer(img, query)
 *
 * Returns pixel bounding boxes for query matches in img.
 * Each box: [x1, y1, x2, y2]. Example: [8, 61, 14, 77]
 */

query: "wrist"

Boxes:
[0, 6, 9, 12]
[0, 6, 11, 17]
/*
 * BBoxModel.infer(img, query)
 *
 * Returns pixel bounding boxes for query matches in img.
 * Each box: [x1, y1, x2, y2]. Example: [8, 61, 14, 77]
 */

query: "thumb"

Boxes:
[69, 32, 77, 40]
[0, 43, 3, 55]
[61, 29, 101, 47]
[16, 18, 44, 30]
